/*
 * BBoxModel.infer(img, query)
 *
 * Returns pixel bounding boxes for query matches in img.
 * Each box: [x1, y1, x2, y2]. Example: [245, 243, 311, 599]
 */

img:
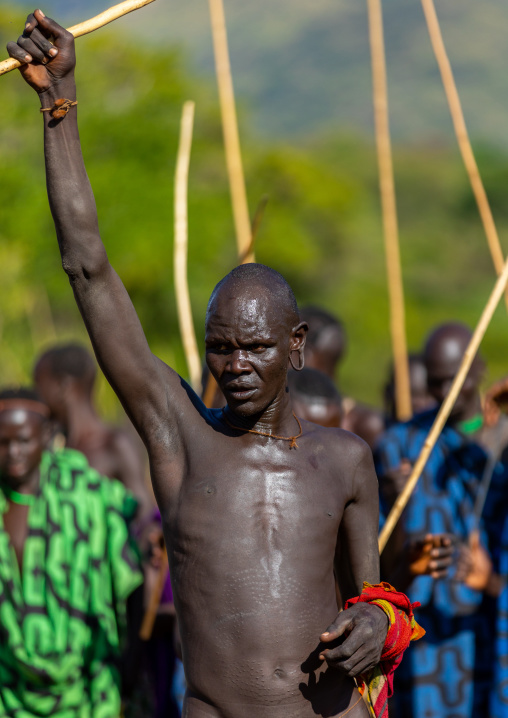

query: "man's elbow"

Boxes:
[61, 245, 109, 283]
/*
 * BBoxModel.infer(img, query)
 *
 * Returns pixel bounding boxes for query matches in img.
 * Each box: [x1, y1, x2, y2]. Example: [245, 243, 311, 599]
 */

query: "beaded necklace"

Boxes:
[1, 485, 36, 507]
[222, 410, 303, 449]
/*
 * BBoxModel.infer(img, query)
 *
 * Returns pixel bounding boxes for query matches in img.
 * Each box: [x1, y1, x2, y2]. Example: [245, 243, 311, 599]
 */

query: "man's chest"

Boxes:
[165, 447, 347, 558]
[3, 503, 29, 570]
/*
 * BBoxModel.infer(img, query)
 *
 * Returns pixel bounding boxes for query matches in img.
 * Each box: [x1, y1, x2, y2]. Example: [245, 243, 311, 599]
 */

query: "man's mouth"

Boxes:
[225, 384, 256, 401]
[6, 463, 27, 477]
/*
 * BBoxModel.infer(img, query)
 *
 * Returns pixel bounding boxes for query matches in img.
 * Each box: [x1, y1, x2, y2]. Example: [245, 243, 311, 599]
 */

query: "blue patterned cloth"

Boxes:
[490, 522, 508, 717]
[375, 408, 493, 718]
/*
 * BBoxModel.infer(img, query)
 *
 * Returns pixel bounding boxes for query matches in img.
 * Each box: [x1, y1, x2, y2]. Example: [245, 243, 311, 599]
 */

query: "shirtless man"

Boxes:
[7, 15, 389, 717]
[33, 343, 152, 521]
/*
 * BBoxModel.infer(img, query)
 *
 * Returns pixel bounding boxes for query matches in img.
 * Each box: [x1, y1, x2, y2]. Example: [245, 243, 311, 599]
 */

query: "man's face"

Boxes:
[409, 361, 436, 415]
[205, 287, 298, 417]
[426, 357, 479, 419]
[0, 409, 47, 487]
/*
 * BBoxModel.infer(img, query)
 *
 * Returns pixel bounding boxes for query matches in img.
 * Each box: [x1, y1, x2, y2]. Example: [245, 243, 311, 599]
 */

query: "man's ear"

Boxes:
[290, 321, 308, 353]
[289, 322, 308, 372]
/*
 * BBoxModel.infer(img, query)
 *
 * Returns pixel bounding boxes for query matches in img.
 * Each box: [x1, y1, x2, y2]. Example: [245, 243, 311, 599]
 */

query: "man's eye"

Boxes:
[250, 345, 266, 353]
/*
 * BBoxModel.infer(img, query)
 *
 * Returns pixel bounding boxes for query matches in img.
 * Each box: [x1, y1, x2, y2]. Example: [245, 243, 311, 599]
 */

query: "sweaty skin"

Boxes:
[8, 15, 387, 717]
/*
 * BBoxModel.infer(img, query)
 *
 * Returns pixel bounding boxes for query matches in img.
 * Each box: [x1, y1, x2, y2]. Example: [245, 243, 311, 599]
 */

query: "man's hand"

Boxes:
[484, 376, 508, 427]
[455, 530, 493, 591]
[6, 9, 75, 94]
[407, 533, 454, 579]
[319, 603, 389, 677]
[380, 458, 412, 509]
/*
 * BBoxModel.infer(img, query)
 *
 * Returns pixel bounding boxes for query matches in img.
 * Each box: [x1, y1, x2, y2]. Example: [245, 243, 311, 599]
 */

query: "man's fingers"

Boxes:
[17, 34, 46, 64]
[33, 9, 72, 45]
[321, 642, 375, 677]
[6, 40, 32, 64]
[24, 13, 37, 33]
[29, 27, 58, 57]
[320, 628, 365, 662]
[430, 550, 454, 561]
[429, 557, 453, 573]
[320, 614, 352, 642]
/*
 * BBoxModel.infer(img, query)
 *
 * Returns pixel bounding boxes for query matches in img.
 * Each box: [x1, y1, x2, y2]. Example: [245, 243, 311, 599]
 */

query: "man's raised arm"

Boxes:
[7, 11, 186, 445]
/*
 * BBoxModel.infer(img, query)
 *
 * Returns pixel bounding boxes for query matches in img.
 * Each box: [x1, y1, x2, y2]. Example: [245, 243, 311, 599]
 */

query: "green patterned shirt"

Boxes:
[0, 449, 143, 717]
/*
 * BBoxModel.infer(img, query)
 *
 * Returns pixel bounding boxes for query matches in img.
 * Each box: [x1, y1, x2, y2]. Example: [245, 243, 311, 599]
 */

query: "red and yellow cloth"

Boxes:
[344, 582, 425, 718]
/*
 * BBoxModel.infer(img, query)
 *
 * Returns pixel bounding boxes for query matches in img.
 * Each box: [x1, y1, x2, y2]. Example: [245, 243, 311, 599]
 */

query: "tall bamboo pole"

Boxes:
[208, 0, 254, 263]
[139, 547, 169, 641]
[421, 0, 507, 307]
[0, 0, 158, 76]
[202, 196, 267, 408]
[367, 0, 412, 422]
[174, 101, 201, 393]
[379, 253, 508, 553]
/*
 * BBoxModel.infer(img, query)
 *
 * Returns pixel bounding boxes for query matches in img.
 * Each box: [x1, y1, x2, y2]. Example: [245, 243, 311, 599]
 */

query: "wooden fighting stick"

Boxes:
[421, 0, 508, 308]
[139, 546, 169, 641]
[0, 0, 158, 76]
[366, 0, 412, 422]
[379, 253, 508, 553]
[202, 195, 267, 408]
[174, 101, 202, 394]
[208, 0, 254, 264]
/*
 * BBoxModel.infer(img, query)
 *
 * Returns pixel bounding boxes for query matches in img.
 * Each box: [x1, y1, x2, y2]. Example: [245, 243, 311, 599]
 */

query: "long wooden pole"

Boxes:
[421, 0, 507, 303]
[174, 101, 201, 393]
[0, 0, 158, 76]
[202, 196, 266, 408]
[379, 253, 508, 553]
[139, 547, 169, 641]
[367, 0, 412, 422]
[208, 0, 254, 263]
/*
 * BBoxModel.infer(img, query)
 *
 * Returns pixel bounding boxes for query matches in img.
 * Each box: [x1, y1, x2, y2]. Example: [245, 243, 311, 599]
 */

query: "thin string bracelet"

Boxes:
[40, 98, 78, 120]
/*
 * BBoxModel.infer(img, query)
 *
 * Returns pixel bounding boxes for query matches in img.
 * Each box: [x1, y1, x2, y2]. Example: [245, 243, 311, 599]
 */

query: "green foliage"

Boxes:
[1, 8, 508, 419]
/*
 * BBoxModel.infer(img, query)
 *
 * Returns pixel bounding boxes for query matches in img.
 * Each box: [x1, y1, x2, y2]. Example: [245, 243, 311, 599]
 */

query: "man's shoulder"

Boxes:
[44, 449, 138, 517]
[304, 421, 372, 463]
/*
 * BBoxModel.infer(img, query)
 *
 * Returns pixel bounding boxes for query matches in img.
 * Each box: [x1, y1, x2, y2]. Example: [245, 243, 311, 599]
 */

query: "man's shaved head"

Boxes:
[207, 263, 300, 330]
[34, 344, 97, 422]
[35, 344, 96, 394]
[205, 264, 307, 417]
[423, 322, 484, 420]
[424, 323, 473, 368]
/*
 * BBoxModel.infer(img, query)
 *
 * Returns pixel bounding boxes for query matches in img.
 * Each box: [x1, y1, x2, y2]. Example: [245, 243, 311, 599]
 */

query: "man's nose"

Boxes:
[7, 442, 21, 459]
[228, 349, 250, 374]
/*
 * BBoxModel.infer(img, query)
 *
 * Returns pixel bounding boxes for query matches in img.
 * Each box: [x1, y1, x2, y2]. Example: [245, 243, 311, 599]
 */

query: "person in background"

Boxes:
[34, 343, 153, 524]
[300, 305, 384, 449]
[288, 367, 342, 429]
[383, 353, 436, 425]
[0, 387, 143, 717]
[374, 322, 495, 718]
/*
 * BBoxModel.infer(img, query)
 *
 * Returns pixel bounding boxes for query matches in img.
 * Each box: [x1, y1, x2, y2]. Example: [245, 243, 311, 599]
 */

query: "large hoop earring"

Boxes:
[289, 350, 305, 372]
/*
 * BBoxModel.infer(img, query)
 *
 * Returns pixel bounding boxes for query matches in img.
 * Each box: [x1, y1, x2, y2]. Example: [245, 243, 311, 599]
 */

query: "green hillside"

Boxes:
[4, 0, 508, 143]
